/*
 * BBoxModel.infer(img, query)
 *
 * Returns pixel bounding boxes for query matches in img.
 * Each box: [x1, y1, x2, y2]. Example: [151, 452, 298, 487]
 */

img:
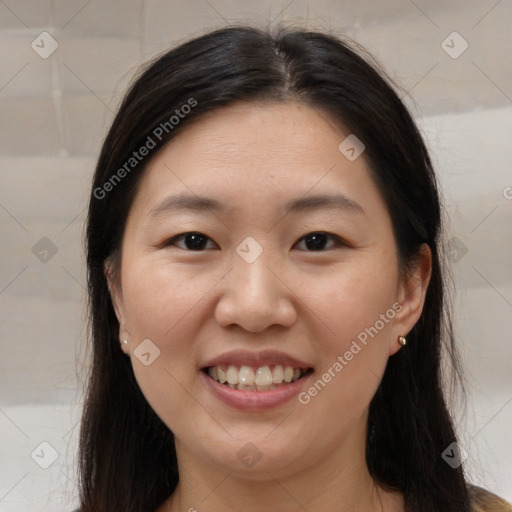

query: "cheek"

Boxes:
[119, 259, 208, 413]
[294, 256, 398, 351]
[294, 256, 399, 417]
[123, 287, 203, 437]
[121, 255, 219, 340]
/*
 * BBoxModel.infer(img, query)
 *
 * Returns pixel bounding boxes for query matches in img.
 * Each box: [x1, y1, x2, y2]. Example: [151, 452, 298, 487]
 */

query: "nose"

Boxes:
[214, 252, 298, 333]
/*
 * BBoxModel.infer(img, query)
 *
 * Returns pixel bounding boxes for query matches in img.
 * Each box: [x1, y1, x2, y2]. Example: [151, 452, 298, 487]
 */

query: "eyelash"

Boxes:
[163, 231, 348, 252]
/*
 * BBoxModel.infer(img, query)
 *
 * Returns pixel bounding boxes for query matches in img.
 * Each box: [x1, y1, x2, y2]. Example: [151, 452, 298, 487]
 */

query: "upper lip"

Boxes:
[201, 349, 313, 370]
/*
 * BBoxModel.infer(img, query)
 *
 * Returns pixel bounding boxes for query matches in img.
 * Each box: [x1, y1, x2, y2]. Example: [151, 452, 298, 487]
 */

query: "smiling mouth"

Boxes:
[203, 364, 313, 391]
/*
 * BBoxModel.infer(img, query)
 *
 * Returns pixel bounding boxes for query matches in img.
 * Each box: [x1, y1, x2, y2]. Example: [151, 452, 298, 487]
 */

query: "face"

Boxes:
[109, 101, 430, 479]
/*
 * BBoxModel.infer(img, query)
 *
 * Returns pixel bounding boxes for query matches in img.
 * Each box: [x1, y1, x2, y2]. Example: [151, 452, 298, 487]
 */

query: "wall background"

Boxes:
[0, 1, 510, 510]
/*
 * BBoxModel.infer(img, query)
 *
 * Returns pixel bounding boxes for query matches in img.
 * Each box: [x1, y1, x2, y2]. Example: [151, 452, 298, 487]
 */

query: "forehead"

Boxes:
[127, 100, 388, 223]
[165, 100, 344, 165]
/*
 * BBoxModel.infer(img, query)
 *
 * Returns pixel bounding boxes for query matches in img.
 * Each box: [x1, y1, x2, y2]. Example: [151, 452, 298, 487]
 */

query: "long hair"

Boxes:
[81, 26, 471, 512]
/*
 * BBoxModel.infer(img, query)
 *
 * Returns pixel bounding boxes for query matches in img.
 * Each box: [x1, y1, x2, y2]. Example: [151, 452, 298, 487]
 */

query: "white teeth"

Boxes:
[217, 367, 227, 383]
[226, 365, 239, 384]
[255, 365, 272, 386]
[283, 366, 294, 383]
[207, 364, 310, 391]
[272, 365, 284, 384]
[239, 366, 255, 386]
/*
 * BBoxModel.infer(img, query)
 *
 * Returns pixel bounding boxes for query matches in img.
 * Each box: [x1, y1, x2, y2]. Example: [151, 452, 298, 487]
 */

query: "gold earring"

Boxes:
[398, 336, 407, 346]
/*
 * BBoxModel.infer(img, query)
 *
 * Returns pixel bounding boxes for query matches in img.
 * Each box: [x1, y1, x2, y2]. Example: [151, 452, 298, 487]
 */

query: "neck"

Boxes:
[157, 425, 404, 512]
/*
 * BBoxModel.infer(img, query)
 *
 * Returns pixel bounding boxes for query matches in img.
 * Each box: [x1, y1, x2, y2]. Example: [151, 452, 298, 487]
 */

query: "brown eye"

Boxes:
[294, 232, 345, 251]
[165, 232, 216, 251]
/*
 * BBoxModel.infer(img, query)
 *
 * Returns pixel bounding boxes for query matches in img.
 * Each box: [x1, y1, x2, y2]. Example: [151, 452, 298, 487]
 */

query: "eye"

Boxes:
[164, 232, 217, 251]
[294, 232, 346, 251]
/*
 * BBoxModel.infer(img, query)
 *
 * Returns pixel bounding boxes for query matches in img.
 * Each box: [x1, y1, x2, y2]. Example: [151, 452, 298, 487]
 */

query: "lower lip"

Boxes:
[200, 371, 313, 411]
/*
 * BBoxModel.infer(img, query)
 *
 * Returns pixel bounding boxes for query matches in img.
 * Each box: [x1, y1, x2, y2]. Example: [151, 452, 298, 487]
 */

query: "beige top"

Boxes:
[470, 485, 512, 512]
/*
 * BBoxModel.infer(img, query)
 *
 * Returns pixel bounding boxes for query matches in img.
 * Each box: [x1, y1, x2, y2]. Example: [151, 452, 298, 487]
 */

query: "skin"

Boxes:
[107, 101, 432, 512]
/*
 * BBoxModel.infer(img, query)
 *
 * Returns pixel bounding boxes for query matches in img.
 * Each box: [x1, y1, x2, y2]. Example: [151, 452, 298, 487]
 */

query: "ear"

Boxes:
[104, 260, 131, 354]
[388, 243, 432, 356]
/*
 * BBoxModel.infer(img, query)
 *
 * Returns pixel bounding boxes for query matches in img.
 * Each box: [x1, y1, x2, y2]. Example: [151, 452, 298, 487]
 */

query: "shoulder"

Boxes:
[469, 485, 512, 512]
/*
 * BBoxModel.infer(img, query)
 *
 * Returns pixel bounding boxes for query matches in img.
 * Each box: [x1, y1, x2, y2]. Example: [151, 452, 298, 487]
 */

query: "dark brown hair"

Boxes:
[81, 26, 471, 512]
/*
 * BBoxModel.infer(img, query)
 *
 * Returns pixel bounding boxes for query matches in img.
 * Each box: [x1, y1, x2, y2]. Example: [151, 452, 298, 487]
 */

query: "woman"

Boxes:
[79, 26, 511, 512]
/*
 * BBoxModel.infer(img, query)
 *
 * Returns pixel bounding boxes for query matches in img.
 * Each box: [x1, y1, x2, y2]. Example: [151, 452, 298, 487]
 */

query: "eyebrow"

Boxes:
[284, 194, 365, 215]
[148, 194, 226, 217]
[148, 192, 365, 218]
